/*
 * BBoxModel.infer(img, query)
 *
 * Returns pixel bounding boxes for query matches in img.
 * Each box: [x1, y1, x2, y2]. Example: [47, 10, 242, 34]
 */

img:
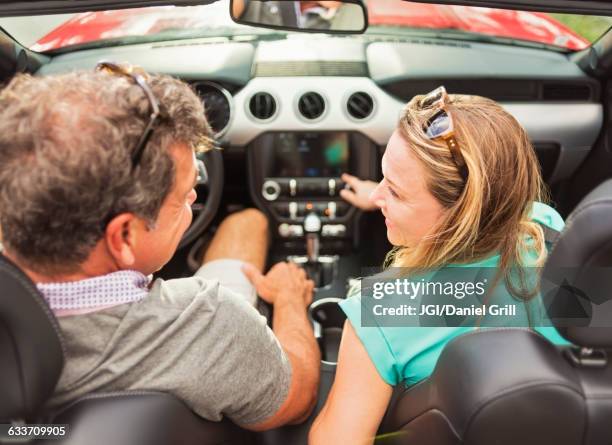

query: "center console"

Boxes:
[248, 131, 377, 291]
[248, 131, 377, 254]
[248, 132, 380, 445]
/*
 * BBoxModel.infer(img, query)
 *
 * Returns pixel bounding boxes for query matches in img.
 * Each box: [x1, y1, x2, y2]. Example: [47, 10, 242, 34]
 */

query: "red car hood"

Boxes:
[32, 5, 230, 52]
[367, 0, 589, 50]
[32, 0, 589, 52]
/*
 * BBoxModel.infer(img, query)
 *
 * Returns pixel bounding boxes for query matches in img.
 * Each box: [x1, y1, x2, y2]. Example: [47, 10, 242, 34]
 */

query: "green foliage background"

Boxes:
[550, 13, 612, 43]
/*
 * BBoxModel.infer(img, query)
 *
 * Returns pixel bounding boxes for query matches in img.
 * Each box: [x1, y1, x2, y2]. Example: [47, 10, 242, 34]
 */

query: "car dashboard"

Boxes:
[38, 32, 603, 252]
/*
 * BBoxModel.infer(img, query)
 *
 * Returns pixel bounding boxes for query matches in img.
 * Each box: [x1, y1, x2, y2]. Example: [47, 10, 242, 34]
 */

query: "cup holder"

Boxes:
[309, 297, 346, 364]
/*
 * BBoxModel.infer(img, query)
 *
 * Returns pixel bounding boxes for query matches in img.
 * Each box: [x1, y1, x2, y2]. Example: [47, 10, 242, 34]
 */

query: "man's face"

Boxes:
[133, 143, 198, 275]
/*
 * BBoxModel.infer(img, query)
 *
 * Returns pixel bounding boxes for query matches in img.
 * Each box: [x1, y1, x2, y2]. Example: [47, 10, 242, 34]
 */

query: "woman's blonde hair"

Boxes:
[386, 93, 548, 301]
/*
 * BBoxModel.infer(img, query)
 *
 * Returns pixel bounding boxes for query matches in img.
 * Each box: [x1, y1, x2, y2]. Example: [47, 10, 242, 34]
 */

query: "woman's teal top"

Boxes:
[339, 202, 570, 386]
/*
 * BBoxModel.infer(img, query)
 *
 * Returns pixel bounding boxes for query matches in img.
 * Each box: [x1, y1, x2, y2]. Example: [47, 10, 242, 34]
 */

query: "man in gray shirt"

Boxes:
[0, 67, 320, 429]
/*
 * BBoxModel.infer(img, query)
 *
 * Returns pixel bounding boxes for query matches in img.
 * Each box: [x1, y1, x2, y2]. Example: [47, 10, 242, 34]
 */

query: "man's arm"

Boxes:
[242, 262, 321, 431]
[310, 321, 392, 444]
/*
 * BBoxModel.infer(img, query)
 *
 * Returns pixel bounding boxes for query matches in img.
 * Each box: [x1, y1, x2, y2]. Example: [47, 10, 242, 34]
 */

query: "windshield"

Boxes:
[0, 0, 610, 52]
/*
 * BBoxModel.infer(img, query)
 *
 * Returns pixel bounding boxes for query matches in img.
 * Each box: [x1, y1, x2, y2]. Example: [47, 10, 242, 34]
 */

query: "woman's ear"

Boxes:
[105, 213, 137, 267]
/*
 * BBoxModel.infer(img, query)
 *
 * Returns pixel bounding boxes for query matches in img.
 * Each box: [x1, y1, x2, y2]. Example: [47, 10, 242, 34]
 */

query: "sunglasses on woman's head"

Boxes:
[418, 86, 468, 182]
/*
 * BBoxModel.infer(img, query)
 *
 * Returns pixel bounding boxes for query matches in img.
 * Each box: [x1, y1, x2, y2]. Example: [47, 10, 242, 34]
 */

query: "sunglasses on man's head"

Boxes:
[95, 61, 161, 171]
[96, 61, 209, 185]
[418, 86, 468, 182]
[95, 61, 209, 232]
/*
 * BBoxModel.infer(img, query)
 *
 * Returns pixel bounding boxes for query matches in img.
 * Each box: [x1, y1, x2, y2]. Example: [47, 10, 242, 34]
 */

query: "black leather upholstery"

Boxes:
[380, 329, 585, 445]
[544, 179, 612, 347]
[380, 180, 612, 445]
[579, 362, 612, 445]
[44, 392, 255, 445]
[0, 254, 254, 444]
[0, 254, 64, 422]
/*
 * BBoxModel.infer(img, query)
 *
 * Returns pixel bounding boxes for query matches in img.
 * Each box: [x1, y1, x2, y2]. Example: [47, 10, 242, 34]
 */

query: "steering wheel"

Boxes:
[178, 148, 224, 249]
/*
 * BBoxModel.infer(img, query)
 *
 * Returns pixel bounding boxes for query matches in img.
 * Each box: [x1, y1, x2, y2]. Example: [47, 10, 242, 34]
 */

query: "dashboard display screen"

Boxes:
[273, 132, 349, 177]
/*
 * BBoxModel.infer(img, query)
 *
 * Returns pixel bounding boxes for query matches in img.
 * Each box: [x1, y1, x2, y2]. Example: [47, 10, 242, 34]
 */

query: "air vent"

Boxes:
[347, 92, 374, 120]
[298, 92, 325, 120]
[542, 83, 592, 101]
[249, 92, 277, 120]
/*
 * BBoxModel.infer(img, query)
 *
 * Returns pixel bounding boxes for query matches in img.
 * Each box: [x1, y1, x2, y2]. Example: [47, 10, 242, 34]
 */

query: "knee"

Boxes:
[225, 208, 269, 233]
[241, 208, 269, 232]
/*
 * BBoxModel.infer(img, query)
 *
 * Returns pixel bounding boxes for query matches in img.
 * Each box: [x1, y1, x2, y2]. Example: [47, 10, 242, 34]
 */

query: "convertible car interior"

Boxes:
[1, 0, 612, 443]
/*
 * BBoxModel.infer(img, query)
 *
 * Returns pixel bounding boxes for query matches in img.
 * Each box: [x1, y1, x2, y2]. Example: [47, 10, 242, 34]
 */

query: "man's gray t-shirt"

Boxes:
[47, 275, 291, 426]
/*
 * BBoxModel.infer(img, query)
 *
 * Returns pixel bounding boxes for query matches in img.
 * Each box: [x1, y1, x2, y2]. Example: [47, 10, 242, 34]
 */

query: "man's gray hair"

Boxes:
[0, 70, 212, 274]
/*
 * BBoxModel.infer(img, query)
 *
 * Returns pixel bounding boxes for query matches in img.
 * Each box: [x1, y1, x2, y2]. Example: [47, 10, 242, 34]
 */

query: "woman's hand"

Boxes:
[340, 173, 379, 211]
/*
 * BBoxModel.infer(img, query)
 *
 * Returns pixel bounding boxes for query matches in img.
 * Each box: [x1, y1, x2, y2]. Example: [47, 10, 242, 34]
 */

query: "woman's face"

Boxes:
[369, 130, 446, 247]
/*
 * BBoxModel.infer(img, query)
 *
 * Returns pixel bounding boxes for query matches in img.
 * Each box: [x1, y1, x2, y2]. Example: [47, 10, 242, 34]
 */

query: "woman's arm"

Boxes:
[309, 321, 392, 445]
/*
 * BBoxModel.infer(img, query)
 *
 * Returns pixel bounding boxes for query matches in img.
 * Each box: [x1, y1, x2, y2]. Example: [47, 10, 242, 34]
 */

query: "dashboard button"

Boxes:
[289, 178, 297, 197]
[278, 223, 304, 238]
[322, 224, 346, 237]
[328, 178, 336, 196]
[327, 201, 337, 219]
[262, 180, 281, 201]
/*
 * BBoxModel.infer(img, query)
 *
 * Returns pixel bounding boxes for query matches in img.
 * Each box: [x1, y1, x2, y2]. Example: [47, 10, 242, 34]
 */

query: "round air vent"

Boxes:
[347, 91, 374, 120]
[298, 92, 325, 120]
[249, 92, 277, 120]
[193, 81, 233, 137]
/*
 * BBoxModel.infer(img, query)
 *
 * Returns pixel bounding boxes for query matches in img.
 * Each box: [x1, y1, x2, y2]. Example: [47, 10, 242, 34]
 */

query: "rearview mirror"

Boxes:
[230, 0, 367, 33]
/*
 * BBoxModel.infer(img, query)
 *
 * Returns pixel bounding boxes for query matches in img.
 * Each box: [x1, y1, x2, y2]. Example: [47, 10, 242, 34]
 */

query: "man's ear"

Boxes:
[105, 213, 138, 268]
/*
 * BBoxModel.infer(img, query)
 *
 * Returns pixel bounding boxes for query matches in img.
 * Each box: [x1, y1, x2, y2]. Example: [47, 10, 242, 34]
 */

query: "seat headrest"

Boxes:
[543, 180, 612, 348]
[0, 254, 64, 421]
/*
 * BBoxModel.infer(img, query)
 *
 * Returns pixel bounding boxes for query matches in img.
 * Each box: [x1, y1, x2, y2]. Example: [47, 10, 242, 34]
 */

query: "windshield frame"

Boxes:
[0, 1, 609, 54]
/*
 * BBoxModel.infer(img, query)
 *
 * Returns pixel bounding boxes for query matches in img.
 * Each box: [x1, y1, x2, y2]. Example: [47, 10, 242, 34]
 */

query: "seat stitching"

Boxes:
[465, 381, 585, 435]
[393, 407, 461, 441]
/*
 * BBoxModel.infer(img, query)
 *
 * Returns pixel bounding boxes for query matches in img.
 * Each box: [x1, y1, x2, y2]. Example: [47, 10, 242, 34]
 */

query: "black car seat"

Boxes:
[0, 253, 255, 445]
[378, 179, 612, 445]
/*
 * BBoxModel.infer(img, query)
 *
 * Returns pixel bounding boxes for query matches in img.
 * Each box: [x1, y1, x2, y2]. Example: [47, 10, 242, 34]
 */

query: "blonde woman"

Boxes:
[309, 87, 569, 444]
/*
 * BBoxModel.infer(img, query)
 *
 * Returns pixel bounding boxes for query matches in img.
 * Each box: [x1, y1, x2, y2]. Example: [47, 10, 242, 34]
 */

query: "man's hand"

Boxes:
[240, 261, 320, 431]
[242, 261, 314, 307]
[339, 173, 379, 211]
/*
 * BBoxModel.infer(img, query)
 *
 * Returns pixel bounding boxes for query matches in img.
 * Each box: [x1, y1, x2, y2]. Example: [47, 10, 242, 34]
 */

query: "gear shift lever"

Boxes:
[304, 212, 321, 263]
[288, 211, 336, 289]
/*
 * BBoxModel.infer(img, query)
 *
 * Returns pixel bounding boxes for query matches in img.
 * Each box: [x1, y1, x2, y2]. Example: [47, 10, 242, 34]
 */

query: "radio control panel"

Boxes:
[261, 177, 347, 201]
[247, 131, 378, 246]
